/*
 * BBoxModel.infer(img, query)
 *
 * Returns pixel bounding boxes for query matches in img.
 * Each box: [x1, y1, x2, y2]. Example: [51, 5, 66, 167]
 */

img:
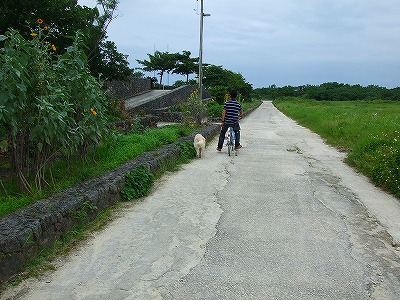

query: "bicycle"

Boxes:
[225, 126, 238, 156]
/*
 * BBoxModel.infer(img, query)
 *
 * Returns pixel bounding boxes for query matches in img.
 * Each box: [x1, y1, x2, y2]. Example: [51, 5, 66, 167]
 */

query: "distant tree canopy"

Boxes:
[203, 65, 253, 104]
[137, 50, 199, 85]
[137, 51, 180, 85]
[253, 82, 400, 101]
[0, 0, 132, 81]
[173, 50, 198, 83]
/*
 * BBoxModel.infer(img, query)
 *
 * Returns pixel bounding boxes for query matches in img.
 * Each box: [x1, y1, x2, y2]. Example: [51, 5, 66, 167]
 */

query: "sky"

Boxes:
[78, 0, 400, 89]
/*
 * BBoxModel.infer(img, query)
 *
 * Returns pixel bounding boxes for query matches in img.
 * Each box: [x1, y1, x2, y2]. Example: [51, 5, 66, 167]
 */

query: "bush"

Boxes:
[179, 141, 196, 161]
[181, 89, 207, 125]
[121, 165, 155, 201]
[0, 27, 110, 192]
[207, 100, 223, 118]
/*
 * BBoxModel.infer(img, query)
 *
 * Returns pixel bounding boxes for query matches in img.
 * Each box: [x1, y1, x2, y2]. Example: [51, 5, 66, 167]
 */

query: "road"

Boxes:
[3, 101, 400, 299]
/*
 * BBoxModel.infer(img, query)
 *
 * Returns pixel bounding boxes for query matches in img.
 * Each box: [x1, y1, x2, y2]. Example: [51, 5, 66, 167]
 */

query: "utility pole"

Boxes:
[198, 0, 210, 101]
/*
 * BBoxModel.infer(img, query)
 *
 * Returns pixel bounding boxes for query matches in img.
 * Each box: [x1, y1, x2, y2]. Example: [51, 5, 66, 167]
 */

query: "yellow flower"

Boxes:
[37, 18, 43, 24]
[37, 81, 42, 86]
[43, 25, 48, 31]
[90, 108, 97, 116]
[51, 44, 56, 51]
[30, 32, 37, 37]
[130, 123, 134, 127]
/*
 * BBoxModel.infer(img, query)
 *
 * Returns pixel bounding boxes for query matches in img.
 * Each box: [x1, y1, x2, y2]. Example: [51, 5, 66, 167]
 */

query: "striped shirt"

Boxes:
[223, 100, 242, 126]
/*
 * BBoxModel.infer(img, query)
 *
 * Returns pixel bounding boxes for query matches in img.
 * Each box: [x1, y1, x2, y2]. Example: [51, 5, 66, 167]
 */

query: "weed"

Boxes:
[121, 165, 155, 201]
[179, 141, 196, 162]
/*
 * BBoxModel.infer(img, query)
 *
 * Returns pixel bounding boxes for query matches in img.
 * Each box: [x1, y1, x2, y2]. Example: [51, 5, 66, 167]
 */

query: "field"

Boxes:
[273, 98, 400, 199]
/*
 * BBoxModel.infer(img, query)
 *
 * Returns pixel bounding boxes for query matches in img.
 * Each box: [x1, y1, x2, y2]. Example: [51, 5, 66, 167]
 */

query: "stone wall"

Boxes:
[0, 124, 220, 284]
[106, 78, 152, 100]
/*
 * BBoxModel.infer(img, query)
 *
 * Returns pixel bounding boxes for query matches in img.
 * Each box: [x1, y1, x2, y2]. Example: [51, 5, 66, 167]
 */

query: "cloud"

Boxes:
[80, 0, 400, 88]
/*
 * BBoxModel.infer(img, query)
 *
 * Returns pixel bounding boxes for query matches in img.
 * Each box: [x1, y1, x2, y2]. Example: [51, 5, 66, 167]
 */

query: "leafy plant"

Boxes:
[181, 89, 208, 125]
[0, 27, 110, 192]
[121, 165, 155, 201]
[179, 141, 196, 161]
[207, 100, 223, 118]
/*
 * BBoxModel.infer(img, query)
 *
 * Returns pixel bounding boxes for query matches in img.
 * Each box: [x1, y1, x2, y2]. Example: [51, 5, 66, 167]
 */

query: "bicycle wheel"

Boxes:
[228, 128, 234, 156]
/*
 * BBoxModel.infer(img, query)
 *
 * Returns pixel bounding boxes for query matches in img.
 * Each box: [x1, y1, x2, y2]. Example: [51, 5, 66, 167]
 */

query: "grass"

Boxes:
[1, 205, 114, 291]
[273, 97, 400, 198]
[0, 124, 197, 217]
[0, 130, 201, 291]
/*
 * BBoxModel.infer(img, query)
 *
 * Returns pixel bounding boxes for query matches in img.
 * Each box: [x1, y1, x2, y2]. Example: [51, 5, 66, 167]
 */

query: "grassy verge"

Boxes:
[1, 204, 114, 291]
[0, 137, 200, 291]
[273, 97, 400, 199]
[0, 124, 197, 217]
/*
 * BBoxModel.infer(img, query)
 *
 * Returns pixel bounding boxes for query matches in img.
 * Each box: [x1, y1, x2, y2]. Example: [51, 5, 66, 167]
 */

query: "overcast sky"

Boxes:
[79, 0, 400, 88]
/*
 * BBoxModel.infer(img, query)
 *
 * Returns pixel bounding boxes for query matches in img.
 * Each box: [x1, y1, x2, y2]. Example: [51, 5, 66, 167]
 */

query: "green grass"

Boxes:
[273, 97, 400, 198]
[1, 205, 114, 291]
[0, 127, 201, 290]
[0, 124, 196, 216]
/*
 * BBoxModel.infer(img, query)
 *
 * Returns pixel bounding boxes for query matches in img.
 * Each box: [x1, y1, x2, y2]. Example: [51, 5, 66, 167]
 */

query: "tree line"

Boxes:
[253, 82, 400, 101]
[136, 51, 253, 104]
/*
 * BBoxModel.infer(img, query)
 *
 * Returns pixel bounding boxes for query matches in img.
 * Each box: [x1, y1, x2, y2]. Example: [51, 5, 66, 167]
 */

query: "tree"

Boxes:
[173, 50, 198, 83]
[89, 40, 132, 81]
[203, 65, 253, 103]
[137, 51, 178, 85]
[0, 0, 97, 50]
[0, 0, 131, 81]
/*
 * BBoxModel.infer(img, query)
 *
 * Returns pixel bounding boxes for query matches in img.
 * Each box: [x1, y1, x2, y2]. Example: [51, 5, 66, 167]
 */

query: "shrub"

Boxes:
[121, 165, 155, 201]
[0, 26, 109, 192]
[179, 141, 196, 161]
[207, 100, 223, 118]
[181, 89, 207, 125]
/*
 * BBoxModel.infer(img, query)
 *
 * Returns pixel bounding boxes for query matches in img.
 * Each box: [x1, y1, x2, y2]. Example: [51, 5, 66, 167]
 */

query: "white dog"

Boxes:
[193, 134, 206, 158]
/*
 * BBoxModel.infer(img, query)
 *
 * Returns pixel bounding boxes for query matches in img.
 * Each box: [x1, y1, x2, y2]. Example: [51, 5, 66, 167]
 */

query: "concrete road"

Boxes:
[4, 101, 400, 300]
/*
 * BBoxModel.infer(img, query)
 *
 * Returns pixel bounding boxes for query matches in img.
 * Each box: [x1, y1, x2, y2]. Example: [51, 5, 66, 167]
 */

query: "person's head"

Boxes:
[229, 90, 238, 99]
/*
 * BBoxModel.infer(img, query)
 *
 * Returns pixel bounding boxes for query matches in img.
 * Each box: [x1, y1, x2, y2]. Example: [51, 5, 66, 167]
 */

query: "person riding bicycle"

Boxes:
[217, 90, 243, 151]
